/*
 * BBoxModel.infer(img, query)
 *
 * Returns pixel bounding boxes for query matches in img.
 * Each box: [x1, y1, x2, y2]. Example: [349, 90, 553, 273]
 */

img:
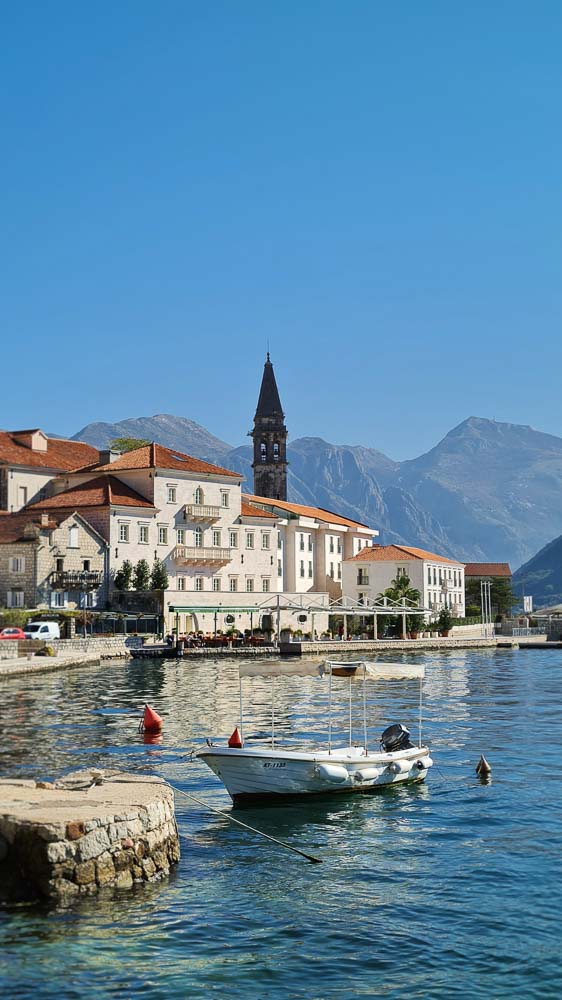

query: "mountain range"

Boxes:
[72, 414, 562, 571]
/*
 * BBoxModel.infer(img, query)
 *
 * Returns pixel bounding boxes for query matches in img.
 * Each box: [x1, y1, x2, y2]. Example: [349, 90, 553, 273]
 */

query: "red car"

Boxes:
[0, 627, 27, 640]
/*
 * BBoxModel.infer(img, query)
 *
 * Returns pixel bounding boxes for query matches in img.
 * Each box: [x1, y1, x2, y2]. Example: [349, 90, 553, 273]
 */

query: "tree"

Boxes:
[377, 573, 422, 636]
[113, 560, 133, 591]
[465, 577, 513, 618]
[109, 437, 150, 454]
[150, 558, 169, 592]
[438, 606, 454, 633]
[132, 559, 151, 591]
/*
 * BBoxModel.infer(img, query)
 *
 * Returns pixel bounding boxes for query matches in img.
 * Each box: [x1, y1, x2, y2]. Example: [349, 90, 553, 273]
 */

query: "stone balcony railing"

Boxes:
[171, 545, 232, 566]
[50, 570, 104, 590]
[183, 504, 221, 522]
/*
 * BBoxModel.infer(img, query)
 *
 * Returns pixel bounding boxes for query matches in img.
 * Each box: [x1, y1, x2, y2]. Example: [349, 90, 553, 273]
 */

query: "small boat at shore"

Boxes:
[197, 659, 433, 805]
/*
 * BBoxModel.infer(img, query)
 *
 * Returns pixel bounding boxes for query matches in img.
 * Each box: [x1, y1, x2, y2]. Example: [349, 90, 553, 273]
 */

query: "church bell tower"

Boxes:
[251, 354, 288, 500]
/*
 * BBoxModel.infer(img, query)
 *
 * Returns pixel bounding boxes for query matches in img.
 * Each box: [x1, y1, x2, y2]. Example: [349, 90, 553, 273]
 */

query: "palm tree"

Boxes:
[377, 573, 421, 638]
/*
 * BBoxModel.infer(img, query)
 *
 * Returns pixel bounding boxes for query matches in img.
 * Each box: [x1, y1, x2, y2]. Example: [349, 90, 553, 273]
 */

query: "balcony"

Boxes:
[50, 570, 104, 590]
[183, 504, 221, 522]
[356, 574, 370, 585]
[172, 545, 232, 567]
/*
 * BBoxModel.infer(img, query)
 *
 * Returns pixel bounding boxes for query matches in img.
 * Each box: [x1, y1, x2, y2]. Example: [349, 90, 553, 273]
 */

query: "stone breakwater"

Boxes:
[0, 770, 180, 904]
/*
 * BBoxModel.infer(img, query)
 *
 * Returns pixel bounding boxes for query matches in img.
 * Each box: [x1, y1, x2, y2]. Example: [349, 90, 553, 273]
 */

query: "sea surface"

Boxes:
[1, 647, 561, 999]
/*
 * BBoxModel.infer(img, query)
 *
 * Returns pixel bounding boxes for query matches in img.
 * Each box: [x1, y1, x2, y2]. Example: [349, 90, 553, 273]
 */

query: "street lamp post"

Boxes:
[480, 579, 492, 637]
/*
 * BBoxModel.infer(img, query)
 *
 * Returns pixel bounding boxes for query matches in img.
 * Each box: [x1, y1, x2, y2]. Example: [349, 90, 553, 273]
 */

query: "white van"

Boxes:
[24, 621, 61, 640]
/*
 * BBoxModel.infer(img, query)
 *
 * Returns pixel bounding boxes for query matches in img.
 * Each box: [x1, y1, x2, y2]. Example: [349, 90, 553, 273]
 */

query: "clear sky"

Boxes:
[2, 2, 562, 460]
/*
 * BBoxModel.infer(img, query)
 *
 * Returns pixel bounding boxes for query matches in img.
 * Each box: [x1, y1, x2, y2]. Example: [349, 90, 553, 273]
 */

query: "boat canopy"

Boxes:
[238, 660, 425, 680]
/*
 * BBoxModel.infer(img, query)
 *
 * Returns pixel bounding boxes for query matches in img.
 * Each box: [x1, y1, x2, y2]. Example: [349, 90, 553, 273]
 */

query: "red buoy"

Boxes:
[228, 726, 244, 748]
[143, 704, 163, 734]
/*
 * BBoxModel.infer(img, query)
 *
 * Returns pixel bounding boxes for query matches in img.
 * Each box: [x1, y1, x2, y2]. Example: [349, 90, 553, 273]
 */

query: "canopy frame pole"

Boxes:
[418, 676, 423, 748]
[328, 666, 332, 755]
[272, 676, 276, 749]
[348, 675, 352, 748]
[362, 661, 368, 753]
[239, 673, 244, 742]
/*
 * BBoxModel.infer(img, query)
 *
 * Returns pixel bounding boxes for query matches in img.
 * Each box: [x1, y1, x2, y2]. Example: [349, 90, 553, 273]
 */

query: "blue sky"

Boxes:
[2, 2, 562, 459]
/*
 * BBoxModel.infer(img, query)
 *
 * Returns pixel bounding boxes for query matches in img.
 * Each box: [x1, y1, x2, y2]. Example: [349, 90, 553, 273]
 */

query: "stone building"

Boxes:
[0, 510, 107, 610]
[251, 354, 288, 501]
[342, 543, 465, 617]
[0, 429, 98, 513]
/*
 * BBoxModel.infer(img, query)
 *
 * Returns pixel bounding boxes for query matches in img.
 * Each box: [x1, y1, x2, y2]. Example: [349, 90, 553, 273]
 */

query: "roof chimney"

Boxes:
[98, 449, 121, 465]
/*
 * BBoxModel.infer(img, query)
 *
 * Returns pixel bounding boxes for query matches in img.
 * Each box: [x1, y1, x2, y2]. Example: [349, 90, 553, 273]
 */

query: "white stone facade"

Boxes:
[342, 545, 465, 618]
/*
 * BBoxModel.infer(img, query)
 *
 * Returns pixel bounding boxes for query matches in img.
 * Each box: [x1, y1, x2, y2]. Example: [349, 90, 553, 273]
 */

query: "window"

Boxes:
[176, 528, 184, 545]
[139, 524, 149, 544]
[337, 564, 341, 580]
[68, 526, 79, 548]
[262, 578, 270, 592]
[7, 590, 24, 608]
[433, 568, 437, 585]
[10, 557, 25, 573]
[83, 560, 90, 571]
[167, 486, 177, 504]
[56, 558, 64, 572]
[308, 537, 313, 552]
[229, 531, 238, 548]
[195, 577, 203, 592]
[273, 442, 279, 462]
[52, 591, 66, 608]
[177, 577, 186, 591]
[428, 567, 432, 584]
[300, 560, 305, 578]
[329, 537, 334, 553]
[212, 529, 221, 547]
[194, 486, 203, 505]
[277, 559, 282, 577]
[194, 527, 203, 548]
[337, 538, 341, 554]
[158, 526, 168, 545]
[119, 523, 129, 543]
[277, 534, 282, 549]
[212, 578, 221, 592]
[221, 492, 229, 508]
[329, 562, 334, 579]
[229, 578, 238, 592]
[246, 578, 254, 592]
[246, 532, 254, 549]
[397, 566, 406, 578]
[260, 442, 267, 463]
[358, 592, 366, 605]
[261, 533, 270, 549]
[308, 562, 313, 578]
[299, 533, 305, 551]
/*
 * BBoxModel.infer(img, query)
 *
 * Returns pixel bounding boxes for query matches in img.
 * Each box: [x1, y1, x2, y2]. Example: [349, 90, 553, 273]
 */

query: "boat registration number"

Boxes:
[263, 762, 286, 768]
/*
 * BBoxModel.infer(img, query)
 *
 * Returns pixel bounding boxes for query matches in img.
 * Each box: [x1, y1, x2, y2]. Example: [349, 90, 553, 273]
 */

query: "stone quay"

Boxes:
[0, 769, 180, 904]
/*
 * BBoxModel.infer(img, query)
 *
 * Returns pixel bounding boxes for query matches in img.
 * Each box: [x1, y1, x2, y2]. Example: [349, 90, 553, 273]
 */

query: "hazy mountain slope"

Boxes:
[512, 534, 562, 608]
[396, 417, 562, 566]
[73, 414, 232, 466]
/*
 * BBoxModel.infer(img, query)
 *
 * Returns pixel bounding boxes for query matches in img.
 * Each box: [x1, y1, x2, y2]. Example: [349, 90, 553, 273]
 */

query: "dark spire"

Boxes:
[255, 354, 284, 420]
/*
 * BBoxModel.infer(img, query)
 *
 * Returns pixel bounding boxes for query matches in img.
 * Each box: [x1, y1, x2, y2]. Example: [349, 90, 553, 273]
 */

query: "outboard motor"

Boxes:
[380, 723, 414, 753]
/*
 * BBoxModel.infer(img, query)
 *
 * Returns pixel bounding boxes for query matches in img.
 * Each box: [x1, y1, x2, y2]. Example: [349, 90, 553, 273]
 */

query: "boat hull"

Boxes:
[197, 745, 433, 804]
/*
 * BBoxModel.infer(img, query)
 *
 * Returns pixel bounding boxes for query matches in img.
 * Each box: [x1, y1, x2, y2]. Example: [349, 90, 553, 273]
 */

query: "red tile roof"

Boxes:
[348, 543, 463, 565]
[78, 442, 240, 478]
[26, 476, 155, 510]
[240, 499, 277, 520]
[0, 431, 99, 472]
[464, 562, 512, 577]
[245, 494, 372, 530]
[0, 511, 62, 543]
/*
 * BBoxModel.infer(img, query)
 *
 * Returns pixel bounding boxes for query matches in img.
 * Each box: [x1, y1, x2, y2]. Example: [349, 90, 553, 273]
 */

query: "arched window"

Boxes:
[260, 442, 267, 463]
[273, 442, 279, 462]
[194, 527, 203, 548]
[194, 487, 204, 505]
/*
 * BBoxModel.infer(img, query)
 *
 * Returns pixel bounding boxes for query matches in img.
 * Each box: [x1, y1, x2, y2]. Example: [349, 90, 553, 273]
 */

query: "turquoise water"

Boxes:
[1, 648, 562, 999]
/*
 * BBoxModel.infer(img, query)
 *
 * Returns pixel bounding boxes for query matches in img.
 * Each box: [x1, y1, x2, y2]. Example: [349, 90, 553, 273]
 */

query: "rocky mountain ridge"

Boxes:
[72, 413, 562, 569]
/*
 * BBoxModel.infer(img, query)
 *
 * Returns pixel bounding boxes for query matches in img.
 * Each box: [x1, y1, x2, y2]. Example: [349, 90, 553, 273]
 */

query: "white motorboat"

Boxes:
[197, 660, 433, 804]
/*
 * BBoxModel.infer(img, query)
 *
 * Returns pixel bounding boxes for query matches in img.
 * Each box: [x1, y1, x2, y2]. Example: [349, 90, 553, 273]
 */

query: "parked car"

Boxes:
[23, 621, 61, 640]
[0, 627, 27, 640]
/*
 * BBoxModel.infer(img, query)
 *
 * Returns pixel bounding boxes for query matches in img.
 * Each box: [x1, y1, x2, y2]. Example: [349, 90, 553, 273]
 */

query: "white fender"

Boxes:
[388, 759, 412, 775]
[317, 763, 350, 784]
[416, 756, 433, 770]
[354, 767, 383, 782]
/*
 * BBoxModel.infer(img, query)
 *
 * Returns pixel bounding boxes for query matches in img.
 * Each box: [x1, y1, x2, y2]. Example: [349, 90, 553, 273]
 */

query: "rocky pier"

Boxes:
[0, 769, 180, 904]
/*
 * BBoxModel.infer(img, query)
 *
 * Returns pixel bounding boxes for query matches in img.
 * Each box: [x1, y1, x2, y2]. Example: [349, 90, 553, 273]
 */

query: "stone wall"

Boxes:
[0, 771, 180, 904]
[50, 635, 149, 658]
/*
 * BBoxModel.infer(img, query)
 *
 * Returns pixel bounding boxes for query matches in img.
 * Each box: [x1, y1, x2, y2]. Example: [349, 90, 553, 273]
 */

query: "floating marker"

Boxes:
[228, 726, 244, 748]
[142, 704, 163, 734]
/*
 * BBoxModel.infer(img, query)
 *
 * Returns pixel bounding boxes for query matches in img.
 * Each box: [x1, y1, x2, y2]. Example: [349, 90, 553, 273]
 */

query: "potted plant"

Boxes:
[408, 614, 425, 639]
[438, 607, 454, 637]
